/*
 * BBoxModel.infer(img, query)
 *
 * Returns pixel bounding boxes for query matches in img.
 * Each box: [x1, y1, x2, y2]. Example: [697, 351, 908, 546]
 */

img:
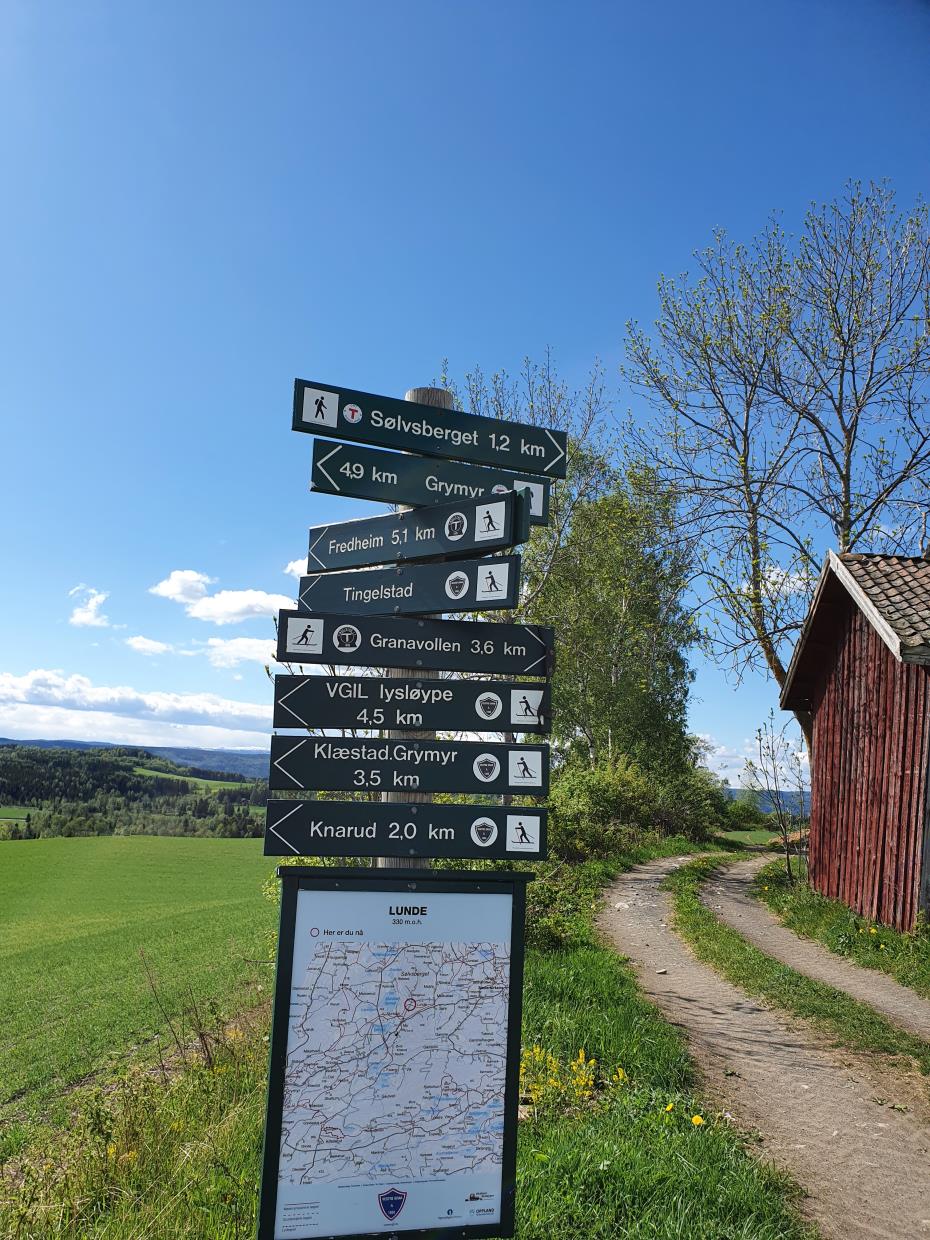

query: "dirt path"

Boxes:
[703, 853, 930, 1042]
[598, 857, 930, 1240]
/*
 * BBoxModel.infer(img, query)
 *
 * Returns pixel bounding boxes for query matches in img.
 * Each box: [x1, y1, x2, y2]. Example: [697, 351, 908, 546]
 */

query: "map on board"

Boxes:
[274, 887, 513, 1239]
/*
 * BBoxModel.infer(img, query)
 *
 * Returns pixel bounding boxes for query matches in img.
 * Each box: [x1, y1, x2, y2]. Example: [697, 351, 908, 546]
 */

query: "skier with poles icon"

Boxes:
[294, 623, 316, 646]
[483, 509, 499, 533]
[514, 820, 532, 845]
[484, 569, 501, 593]
[313, 395, 327, 420]
[517, 694, 538, 718]
[516, 756, 534, 780]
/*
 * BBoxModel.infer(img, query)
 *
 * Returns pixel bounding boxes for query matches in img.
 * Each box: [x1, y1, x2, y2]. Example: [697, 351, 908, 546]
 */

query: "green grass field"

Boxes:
[132, 766, 248, 791]
[718, 826, 777, 846]
[0, 806, 31, 821]
[0, 837, 274, 1123]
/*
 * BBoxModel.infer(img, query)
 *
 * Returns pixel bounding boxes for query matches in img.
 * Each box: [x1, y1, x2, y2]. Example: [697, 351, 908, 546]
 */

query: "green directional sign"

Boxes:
[307, 490, 531, 572]
[311, 440, 551, 525]
[297, 555, 521, 617]
[294, 378, 568, 478]
[264, 800, 547, 860]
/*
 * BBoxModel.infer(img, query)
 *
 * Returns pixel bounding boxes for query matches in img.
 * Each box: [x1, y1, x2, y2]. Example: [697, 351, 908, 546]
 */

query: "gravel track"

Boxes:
[598, 857, 930, 1240]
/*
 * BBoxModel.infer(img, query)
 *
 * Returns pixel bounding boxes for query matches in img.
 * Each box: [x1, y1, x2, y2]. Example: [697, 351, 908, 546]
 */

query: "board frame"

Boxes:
[257, 867, 531, 1240]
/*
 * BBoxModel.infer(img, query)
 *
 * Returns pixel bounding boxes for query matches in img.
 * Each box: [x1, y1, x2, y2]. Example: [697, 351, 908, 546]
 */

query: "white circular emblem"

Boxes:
[444, 512, 468, 541]
[445, 571, 470, 600]
[470, 817, 498, 847]
[334, 623, 361, 651]
[342, 403, 363, 424]
[473, 753, 500, 783]
[475, 692, 502, 720]
[491, 484, 509, 495]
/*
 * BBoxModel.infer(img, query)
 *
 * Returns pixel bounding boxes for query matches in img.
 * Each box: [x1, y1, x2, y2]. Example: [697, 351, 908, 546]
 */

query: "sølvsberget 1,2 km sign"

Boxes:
[269, 736, 550, 795]
[311, 441, 551, 526]
[293, 378, 568, 478]
[264, 800, 547, 859]
[306, 491, 531, 572]
[297, 555, 521, 617]
[276, 609, 554, 676]
[272, 674, 551, 733]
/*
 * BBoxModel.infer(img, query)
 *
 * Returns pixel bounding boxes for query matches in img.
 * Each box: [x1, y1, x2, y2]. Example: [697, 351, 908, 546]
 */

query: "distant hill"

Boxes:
[0, 738, 268, 780]
[723, 786, 811, 815]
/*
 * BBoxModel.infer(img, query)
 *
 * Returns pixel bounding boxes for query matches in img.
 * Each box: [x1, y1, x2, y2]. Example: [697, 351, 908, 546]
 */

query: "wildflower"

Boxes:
[612, 1066, 628, 1085]
[691, 1115, 705, 1126]
[880, 944, 885, 951]
[122, 1150, 138, 1164]
[869, 927, 877, 935]
[106, 1143, 117, 1160]
[763, 885, 768, 891]
[665, 1103, 674, 1112]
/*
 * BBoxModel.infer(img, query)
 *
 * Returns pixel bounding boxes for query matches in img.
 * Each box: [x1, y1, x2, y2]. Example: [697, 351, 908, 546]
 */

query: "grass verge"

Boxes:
[754, 858, 930, 1002]
[0, 840, 815, 1239]
[667, 855, 930, 1073]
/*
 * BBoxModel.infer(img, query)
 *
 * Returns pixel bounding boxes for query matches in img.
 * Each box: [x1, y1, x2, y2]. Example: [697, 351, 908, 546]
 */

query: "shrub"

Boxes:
[548, 758, 652, 860]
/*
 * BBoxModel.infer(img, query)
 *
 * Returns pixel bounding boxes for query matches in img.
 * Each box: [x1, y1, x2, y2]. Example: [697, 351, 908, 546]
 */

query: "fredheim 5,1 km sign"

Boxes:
[311, 440, 551, 526]
[272, 675, 550, 733]
[297, 555, 521, 617]
[307, 492, 531, 572]
[264, 800, 547, 860]
[269, 736, 550, 796]
[293, 378, 567, 477]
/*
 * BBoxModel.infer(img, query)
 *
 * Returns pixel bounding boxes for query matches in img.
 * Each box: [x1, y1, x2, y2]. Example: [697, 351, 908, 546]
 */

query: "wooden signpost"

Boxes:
[258, 377, 563, 1240]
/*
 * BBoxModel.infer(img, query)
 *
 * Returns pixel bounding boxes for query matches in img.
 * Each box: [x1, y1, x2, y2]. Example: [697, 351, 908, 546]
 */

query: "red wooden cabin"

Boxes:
[781, 553, 930, 931]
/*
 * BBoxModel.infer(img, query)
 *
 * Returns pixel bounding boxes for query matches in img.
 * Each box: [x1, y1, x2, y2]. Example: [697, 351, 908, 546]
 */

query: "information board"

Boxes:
[311, 441, 551, 526]
[258, 868, 528, 1240]
[276, 610, 555, 676]
[293, 378, 568, 477]
[307, 492, 531, 572]
[273, 674, 551, 733]
[270, 736, 549, 795]
[264, 800, 547, 860]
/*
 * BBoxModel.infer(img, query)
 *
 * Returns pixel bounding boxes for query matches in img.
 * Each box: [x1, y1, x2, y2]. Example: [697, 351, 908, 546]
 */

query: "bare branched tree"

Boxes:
[625, 182, 930, 745]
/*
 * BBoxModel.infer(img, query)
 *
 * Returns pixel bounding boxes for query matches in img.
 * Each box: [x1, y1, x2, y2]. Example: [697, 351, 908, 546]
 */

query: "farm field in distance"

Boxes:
[0, 836, 275, 1123]
[132, 765, 248, 791]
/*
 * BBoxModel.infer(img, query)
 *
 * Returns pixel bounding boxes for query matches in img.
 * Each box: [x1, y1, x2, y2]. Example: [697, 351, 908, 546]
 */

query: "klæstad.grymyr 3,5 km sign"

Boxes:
[294, 378, 568, 477]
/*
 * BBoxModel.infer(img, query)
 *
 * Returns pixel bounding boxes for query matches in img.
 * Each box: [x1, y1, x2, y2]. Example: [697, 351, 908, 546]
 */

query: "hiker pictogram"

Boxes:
[313, 395, 328, 420]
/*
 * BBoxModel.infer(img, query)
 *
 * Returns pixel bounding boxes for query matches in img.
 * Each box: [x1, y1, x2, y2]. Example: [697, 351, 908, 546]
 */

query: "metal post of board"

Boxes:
[375, 385, 454, 870]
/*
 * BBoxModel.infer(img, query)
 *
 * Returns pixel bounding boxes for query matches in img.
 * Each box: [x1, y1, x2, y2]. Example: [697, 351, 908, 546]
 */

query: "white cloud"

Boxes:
[283, 558, 307, 579]
[150, 568, 292, 625]
[149, 569, 214, 603]
[204, 637, 277, 668]
[0, 668, 272, 732]
[0, 702, 269, 750]
[68, 585, 111, 628]
[126, 635, 173, 656]
[186, 589, 293, 625]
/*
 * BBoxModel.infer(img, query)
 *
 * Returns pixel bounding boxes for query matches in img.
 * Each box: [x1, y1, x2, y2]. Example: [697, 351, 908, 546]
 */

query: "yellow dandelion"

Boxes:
[869, 927, 877, 935]
[692, 1115, 705, 1126]
[665, 1102, 674, 1112]
[106, 1143, 117, 1160]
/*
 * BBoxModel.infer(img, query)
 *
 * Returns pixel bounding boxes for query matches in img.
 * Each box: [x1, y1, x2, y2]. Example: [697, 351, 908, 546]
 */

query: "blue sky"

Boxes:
[2, 0, 929, 779]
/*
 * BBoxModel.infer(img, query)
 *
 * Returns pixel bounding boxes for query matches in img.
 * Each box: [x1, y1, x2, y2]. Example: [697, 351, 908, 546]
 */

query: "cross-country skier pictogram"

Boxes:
[514, 820, 532, 844]
[517, 694, 538, 718]
[483, 509, 499, 532]
[516, 757, 534, 779]
[313, 395, 327, 419]
[294, 623, 316, 646]
[485, 569, 500, 592]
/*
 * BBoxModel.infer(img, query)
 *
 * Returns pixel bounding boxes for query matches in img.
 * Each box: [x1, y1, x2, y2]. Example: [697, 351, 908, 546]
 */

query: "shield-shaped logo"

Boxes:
[471, 817, 498, 847]
[445, 572, 469, 599]
[474, 754, 500, 782]
[378, 1188, 407, 1221]
[477, 693, 502, 719]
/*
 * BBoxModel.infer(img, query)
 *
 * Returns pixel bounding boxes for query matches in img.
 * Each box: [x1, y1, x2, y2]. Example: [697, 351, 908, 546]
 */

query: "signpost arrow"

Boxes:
[294, 378, 568, 478]
[297, 555, 521, 617]
[311, 440, 551, 526]
[276, 609, 554, 676]
[269, 736, 550, 795]
[307, 491, 531, 572]
[264, 800, 548, 860]
[273, 674, 551, 733]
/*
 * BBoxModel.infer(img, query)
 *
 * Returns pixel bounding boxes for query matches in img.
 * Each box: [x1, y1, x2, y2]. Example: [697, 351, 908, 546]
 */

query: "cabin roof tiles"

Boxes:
[781, 552, 930, 711]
